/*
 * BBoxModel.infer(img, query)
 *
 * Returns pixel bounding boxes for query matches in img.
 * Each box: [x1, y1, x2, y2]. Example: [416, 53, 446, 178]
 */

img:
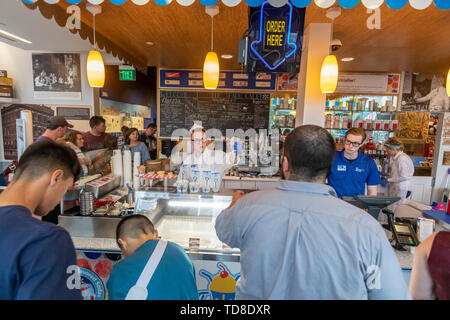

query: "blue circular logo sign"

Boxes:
[79, 267, 105, 300]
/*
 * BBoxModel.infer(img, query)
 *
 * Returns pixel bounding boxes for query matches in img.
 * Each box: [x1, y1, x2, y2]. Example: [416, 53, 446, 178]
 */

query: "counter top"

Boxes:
[71, 236, 414, 270]
[222, 176, 280, 182]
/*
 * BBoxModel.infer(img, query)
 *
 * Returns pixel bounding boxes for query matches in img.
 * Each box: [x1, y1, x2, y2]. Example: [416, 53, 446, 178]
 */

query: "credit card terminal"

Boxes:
[391, 221, 419, 248]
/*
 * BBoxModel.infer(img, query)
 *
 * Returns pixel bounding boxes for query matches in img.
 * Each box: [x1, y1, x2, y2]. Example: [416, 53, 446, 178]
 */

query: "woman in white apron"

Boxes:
[383, 137, 414, 212]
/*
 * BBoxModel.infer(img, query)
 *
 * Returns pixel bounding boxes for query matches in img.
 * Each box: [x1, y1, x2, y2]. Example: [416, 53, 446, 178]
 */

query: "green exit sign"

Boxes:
[119, 69, 136, 81]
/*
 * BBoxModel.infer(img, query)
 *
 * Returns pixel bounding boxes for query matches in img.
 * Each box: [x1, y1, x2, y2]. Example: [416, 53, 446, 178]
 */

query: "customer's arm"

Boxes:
[409, 233, 437, 300]
[215, 190, 247, 248]
[140, 142, 151, 163]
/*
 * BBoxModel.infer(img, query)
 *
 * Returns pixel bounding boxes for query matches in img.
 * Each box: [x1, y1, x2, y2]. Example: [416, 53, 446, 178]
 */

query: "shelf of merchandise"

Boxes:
[270, 96, 297, 135]
[325, 109, 401, 114]
[0, 97, 18, 104]
[325, 94, 401, 144]
[325, 128, 399, 133]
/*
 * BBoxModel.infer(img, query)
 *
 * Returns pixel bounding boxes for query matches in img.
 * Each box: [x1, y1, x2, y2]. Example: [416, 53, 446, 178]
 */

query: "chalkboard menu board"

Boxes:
[159, 91, 271, 137]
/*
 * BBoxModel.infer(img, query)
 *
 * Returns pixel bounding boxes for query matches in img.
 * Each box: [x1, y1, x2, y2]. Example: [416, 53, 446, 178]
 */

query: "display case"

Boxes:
[134, 189, 239, 253]
[60, 188, 242, 300]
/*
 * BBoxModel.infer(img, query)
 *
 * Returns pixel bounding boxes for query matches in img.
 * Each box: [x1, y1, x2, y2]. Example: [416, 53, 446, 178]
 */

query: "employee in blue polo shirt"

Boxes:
[327, 127, 381, 198]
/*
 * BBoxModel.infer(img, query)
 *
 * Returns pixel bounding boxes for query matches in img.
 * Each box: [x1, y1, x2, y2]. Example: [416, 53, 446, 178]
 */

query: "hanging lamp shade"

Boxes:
[320, 54, 339, 93]
[203, 51, 219, 90]
[87, 50, 105, 88]
[446, 68, 450, 96]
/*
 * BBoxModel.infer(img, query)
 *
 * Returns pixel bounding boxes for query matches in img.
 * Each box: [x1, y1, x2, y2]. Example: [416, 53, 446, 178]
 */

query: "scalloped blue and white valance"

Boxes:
[21, 0, 450, 10]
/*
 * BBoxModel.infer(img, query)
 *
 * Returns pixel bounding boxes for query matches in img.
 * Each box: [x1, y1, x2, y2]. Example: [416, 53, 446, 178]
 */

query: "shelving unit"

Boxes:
[324, 94, 399, 143]
[0, 97, 18, 104]
[269, 96, 296, 134]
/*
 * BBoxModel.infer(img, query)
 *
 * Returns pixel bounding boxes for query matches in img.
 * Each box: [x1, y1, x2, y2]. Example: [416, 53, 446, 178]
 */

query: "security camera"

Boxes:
[331, 39, 342, 52]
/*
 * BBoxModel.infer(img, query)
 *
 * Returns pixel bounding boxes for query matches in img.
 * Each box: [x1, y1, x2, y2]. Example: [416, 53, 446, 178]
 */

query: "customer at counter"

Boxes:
[107, 215, 198, 300]
[88, 134, 118, 176]
[327, 127, 381, 198]
[123, 127, 151, 165]
[65, 130, 92, 177]
[0, 141, 81, 299]
[410, 231, 450, 300]
[383, 137, 414, 211]
[215, 125, 410, 300]
[35, 116, 73, 143]
[82, 116, 107, 152]
[119, 125, 129, 148]
[140, 123, 158, 160]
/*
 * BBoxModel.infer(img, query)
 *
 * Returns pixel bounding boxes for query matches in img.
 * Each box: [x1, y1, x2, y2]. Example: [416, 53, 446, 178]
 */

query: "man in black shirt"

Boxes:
[140, 123, 158, 160]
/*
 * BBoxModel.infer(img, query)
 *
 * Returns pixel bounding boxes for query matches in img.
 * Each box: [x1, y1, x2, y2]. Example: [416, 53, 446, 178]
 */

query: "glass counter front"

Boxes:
[134, 189, 238, 253]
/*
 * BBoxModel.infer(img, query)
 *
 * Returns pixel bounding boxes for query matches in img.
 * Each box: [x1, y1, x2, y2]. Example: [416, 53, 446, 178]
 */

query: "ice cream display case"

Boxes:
[62, 189, 242, 300]
[134, 189, 236, 252]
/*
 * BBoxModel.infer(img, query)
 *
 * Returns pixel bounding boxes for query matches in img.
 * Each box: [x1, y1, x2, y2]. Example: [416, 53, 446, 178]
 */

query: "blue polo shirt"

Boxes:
[327, 150, 381, 198]
[0, 205, 81, 300]
[107, 239, 199, 300]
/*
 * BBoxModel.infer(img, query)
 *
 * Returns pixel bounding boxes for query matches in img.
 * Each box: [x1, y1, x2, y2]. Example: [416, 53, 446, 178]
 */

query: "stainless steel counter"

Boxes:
[60, 188, 238, 255]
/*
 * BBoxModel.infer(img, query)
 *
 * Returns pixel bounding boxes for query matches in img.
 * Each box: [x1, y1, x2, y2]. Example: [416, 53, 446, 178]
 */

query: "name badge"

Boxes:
[337, 165, 346, 172]
[355, 167, 364, 173]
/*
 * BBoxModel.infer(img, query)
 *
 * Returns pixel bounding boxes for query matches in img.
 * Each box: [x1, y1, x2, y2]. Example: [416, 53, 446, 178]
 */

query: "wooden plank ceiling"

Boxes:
[54, 1, 449, 75]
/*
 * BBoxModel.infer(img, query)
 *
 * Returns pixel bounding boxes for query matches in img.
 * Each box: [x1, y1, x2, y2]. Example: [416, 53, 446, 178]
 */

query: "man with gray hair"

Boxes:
[215, 125, 410, 300]
[107, 215, 198, 300]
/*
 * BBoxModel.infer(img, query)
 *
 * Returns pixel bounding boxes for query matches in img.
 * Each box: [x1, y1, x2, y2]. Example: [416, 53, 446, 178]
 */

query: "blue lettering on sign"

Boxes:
[79, 267, 105, 300]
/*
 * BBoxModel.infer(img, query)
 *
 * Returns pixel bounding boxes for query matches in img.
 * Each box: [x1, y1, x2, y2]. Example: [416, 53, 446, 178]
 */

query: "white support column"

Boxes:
[295, 23, 332, 127]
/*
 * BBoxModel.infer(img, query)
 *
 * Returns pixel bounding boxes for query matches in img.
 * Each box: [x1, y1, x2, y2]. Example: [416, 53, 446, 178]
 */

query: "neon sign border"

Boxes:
[250, 0, 297, 71]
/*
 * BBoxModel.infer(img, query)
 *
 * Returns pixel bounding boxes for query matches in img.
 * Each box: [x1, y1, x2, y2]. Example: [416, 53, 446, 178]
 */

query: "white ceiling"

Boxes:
[0, 0, 122, 64]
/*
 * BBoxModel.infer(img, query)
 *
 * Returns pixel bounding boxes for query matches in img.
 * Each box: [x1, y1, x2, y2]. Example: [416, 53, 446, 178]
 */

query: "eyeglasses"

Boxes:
[345, 139, 362, 148]
[192, 139, 206, 143]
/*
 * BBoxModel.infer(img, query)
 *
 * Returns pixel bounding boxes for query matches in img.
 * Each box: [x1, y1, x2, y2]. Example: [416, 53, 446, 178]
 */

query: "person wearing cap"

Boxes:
[327, 127, 381, 198]
[383, 137, 414, 211]
[35, 116, 73, 143]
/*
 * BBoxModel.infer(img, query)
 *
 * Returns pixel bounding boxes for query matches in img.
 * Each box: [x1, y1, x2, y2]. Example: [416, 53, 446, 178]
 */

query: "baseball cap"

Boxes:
[47, 116, 74, 129]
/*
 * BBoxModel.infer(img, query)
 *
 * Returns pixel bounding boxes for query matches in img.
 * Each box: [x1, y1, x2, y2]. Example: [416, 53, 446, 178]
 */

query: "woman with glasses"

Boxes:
[327, 127, 381, 198]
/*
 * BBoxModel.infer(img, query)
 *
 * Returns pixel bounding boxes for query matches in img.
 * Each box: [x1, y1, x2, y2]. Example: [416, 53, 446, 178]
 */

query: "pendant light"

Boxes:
[86, 4, 105, 88]
[203, 6, 220, 90]
[320, 7, 341, 94]
[446, 69, 450, 96]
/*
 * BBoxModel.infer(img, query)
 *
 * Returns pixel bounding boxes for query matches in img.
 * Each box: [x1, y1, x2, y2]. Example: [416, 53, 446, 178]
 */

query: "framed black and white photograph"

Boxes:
[32, 53, 82, 100]
[401, 72, 449, 113]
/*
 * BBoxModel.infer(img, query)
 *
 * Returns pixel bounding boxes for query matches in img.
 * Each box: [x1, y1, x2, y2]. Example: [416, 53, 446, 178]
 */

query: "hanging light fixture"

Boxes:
[320, 55, 339, 93]
[203, 6, 220, 90]
[446, 69, 450, 96]
[320, 7, 341, 94]
[86, 4, 105, 88]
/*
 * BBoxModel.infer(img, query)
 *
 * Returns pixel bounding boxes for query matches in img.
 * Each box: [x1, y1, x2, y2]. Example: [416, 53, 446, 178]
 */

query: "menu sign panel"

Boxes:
[335, 73, 400, 94]
[159, 69, 276, 91]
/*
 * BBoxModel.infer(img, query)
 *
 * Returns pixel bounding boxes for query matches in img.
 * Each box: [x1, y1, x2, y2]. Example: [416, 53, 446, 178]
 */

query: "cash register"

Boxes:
[343, 196, 419, 250]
